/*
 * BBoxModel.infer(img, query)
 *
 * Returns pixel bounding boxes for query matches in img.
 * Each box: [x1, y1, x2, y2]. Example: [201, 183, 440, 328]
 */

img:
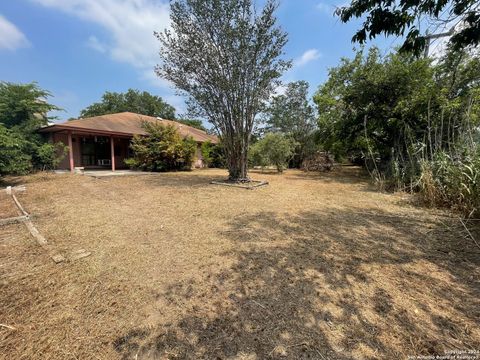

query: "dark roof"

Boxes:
[39, 112, 218, 143]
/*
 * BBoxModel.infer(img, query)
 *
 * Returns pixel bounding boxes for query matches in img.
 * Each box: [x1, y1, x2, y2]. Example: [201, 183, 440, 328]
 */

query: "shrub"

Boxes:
[126, 122, 197, 171]
[0, 124, 32, 175]
[249, 133, 297, 172]
[201, 141, 214, 168]
[209, 142, 225, 168]
[33, 142, 68, 171]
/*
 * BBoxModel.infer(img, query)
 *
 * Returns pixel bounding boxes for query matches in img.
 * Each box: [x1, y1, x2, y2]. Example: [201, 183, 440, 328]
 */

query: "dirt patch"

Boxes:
[0, 168, 479, 359]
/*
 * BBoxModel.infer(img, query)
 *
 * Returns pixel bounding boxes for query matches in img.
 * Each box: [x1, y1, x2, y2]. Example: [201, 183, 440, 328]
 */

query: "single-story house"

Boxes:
[38, 112, 218, 172]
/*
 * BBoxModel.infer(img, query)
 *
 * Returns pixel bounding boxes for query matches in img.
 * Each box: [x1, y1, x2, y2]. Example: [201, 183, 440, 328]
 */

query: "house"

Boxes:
[39, 112, 218, 172]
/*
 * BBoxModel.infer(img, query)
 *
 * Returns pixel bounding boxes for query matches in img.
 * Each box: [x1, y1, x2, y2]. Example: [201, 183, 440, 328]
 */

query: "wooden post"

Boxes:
[111, 136, 115, 172]
[68, 131, 74, 173]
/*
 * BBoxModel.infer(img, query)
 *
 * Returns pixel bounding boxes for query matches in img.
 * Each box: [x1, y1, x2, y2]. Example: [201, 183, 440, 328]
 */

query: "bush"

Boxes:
[0, 125, 31, 175]
[33, 142, 68, 171]
[201, 141, 214, 167]
[126, 122, 197, 171]
[209, 142, 225, 168]
[249, 133, 297, 173]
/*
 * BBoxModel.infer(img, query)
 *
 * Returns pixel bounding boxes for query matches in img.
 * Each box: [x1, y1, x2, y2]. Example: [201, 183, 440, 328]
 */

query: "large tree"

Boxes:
[0, 82, 60, 131]
[313, 46, 480, 166]
[337, 0, 480, 56]
[155, 0, 290, 181]
[79, 89, 176, 119]
[314, 47, 437, 162]
[0, 82, 64, 175]
[263, 81, 317, 167]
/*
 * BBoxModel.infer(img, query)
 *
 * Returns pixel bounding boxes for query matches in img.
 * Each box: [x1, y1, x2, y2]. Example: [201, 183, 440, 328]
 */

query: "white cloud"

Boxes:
[31, 0, 170, 70]
[31, 0, 184, 111]
[316, 2, 333, 15]
[86, 35, 107, 53]
[0, 14, 30, 51]
[294, 49, 321, 67]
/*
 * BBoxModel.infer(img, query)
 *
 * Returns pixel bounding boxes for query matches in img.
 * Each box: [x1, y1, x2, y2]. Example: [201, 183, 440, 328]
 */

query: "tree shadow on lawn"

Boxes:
[114, 208, 480, 359]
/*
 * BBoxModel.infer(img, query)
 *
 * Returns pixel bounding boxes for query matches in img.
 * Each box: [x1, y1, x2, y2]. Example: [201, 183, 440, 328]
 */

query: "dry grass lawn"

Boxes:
[0, 167, 479, 359]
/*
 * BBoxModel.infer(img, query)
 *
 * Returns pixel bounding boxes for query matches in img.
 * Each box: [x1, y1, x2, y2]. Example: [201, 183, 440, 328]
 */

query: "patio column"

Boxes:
[110, 136, 115, 172]
[68, 131, 74, 173]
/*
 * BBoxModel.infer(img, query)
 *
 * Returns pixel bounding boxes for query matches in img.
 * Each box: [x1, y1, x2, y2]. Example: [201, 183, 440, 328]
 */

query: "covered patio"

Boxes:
[45, 129, 131, 173]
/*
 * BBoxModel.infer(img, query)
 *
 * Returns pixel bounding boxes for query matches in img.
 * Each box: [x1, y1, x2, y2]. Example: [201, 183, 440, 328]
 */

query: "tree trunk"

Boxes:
[226, 135, 249, 182]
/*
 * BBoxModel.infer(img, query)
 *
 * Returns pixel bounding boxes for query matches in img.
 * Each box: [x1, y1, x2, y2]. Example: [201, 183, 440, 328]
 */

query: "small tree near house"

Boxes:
[125, 122, 196, 172]
[155, 0, 290, 181]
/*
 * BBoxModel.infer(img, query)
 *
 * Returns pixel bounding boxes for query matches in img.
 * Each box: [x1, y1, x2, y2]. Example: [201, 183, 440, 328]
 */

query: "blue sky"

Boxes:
[0, 0, 400, 124]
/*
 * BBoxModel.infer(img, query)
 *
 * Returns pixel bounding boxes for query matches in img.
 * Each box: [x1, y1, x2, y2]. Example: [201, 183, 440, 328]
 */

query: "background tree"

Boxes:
[156, 0, 290, 181]
[249, 132, 297, 172]
[263, 80, 317, 167]
[79, 89, 176, 119]
[337, 0, 480, 56]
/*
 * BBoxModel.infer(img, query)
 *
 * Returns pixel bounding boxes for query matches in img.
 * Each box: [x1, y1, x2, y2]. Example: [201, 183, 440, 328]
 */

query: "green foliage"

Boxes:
[263, 81, 318, 167]
[0, 82, 65, 175]
[0, 81, 60, 130]
[249, 133, 297, 173]
[156, 0, 290, 180]
[126, 122, 196, 172]
[314, 47, 438, 163]
[80, 89, 176, 119]
[209, 141, 226, 168]
[419, 147, 480, 217]
[34, 142, 68, 171]
[337, 0, 480, 56]
[0, 124, 31, 175]
[200, 141, 214, 167]
[315, 46, 480, 216]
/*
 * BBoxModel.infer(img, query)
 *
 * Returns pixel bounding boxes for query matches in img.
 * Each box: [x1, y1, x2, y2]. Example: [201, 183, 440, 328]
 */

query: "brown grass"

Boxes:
[0, 167, 479, 359]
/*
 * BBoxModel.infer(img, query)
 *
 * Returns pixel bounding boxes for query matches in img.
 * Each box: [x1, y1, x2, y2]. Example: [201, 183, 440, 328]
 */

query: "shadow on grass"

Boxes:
[114, 208, 480, 359]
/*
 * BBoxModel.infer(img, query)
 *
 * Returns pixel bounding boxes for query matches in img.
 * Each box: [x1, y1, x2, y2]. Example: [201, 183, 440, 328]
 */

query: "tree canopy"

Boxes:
[0, 82, 60, 131]
[79, 89, 176, 119]
[0, 82, 65, 175]
[337, 0, 480, 55]
[156, 0, 290, 181]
